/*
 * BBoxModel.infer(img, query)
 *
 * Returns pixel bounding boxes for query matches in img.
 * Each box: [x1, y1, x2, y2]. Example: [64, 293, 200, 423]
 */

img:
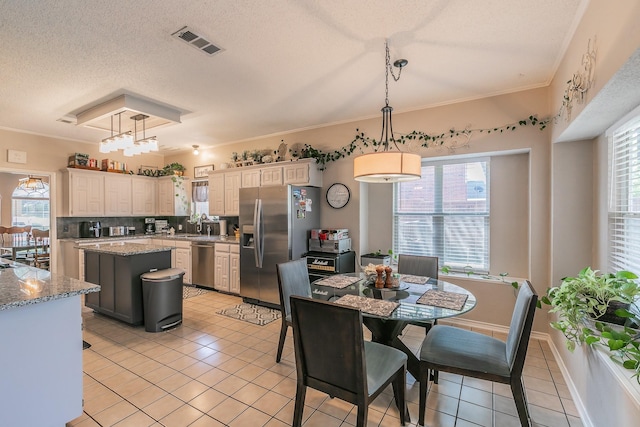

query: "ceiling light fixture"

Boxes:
[353, 40, 421, 183]
[99, 113, 134, 154]
[123, 114, 159, 157]
[18, 176, 45, 191]
[192, 145, 200, 155]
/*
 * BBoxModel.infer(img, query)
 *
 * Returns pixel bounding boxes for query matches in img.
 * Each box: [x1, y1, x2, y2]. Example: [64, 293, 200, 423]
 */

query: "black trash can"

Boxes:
[141, 268, 185, 332]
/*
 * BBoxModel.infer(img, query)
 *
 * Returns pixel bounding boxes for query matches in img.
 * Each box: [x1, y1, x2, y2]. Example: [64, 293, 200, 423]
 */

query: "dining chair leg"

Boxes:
[292, 382, 306, 427]
[355, 402, 368, 427]
[418, 363, 430, 426]
[511, 377, 532, 427]
[390, 367, 407, 425]
[276, 321, 288, 362]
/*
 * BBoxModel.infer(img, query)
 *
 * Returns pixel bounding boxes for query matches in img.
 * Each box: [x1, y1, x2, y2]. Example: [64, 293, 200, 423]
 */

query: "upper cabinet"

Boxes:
[283, 160, 323, 186]
[131, 176, 157, 216]
[62, 168, 104, 217]
[209, 171, 240, 216]
[104, 174, 132, 216]
[63, 169, 188, 217]
[261, 166, 283, 186]
[157, 176, 190, 216]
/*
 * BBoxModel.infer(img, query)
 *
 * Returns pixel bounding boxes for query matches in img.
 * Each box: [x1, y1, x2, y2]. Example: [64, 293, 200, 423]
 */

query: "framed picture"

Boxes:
[194, 164, 214, 178]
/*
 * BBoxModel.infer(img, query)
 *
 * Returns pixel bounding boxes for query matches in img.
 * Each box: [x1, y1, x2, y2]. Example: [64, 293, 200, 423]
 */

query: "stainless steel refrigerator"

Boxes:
[239, 185, 320, 307]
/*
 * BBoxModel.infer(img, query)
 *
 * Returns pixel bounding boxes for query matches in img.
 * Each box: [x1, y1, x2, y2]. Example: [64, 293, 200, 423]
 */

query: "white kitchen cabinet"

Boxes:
[261, 166, 283, 186]
[214, 243, 230, 292]
[241, 169, 260, 188]
[208, 173, 225, 216]
[157, 176, 190, 216]
[174, 241, 191, 285]
[209, 171, 240, 216]
[62, 168, 104, 217]
[229, 244, 240, 294]
[283, 159, 323, 186]
[103, 174, 132, 216]
[224, 172, 241, 216]
[131, 176, 157, 216]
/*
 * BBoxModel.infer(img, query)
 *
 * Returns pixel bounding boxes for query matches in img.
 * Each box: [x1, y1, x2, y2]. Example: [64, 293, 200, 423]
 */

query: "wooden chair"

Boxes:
[275, 258, 311, 363]
[31, 229, 50, 270]
[418, 280, 538, 427]
[290, 295, 407, 427]
[5, 225, 32, 262]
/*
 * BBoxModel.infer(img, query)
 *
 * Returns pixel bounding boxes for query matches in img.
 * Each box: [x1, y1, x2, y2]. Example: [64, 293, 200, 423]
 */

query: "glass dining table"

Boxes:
[311, 272, 477, 379]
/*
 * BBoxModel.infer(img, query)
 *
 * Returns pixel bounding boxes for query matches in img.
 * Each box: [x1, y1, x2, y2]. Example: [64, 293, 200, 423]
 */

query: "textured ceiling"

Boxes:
[0, 0, 586, 153]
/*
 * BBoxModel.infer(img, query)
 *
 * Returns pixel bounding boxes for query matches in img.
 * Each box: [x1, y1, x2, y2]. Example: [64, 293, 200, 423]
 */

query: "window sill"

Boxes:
[440, 272, 527, 286]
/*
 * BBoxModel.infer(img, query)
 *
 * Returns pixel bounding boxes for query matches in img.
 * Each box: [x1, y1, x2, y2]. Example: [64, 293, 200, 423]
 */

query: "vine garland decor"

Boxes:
[301, 114, 552, 170]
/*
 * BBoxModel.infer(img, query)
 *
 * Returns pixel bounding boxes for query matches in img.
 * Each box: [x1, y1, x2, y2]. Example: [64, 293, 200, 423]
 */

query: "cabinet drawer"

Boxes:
[215, 243, 230, 252]
[230, 244, 240, 254]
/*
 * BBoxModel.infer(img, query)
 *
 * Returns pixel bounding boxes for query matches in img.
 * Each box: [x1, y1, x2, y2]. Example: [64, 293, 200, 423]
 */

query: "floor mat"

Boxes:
[183, 285, 211, 299]
[216, 303, 281, 326]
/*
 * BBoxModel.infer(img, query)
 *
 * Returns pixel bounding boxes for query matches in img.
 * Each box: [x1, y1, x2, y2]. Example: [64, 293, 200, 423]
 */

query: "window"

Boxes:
[393, 158, 490, 272]
[608, 114, 640, 273]
[192, 181, 209, 218]
[12, 182, 50, 229]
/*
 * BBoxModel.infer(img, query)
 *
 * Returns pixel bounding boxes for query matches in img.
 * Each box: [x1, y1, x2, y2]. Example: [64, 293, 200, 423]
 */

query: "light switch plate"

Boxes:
[7, 149, 27, 164]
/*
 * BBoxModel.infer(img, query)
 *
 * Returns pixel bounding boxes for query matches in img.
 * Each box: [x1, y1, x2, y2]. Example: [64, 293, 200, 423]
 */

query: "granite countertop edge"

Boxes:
[0, 286, 100, 311]
[60, 234, 240, 244]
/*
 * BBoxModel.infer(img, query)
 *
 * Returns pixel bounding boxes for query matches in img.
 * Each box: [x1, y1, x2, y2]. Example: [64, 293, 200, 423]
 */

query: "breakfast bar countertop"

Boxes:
[0, 261, 100, 311]
[78, 242, 175, 256]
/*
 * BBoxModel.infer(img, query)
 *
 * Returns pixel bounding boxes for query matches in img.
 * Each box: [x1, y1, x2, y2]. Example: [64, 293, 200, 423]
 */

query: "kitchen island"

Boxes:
[81, 242, 173, 325]
[0, 260, 100, 427]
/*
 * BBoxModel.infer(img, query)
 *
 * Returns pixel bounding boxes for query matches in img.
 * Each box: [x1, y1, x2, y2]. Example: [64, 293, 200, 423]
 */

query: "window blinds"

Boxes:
[609, 115, 640, 273]
[393, 159, 490, 272]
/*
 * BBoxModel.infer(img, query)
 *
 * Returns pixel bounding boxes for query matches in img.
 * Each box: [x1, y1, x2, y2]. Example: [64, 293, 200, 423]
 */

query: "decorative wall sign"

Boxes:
[194, 164, 214, 178]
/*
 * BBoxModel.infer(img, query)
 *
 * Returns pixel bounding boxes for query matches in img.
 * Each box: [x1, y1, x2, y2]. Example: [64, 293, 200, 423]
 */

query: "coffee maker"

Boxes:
[145, 218, 156, 234]
[80, 221, 101, 238]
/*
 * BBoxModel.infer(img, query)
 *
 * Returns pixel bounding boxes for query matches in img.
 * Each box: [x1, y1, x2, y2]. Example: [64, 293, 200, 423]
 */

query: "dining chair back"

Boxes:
[3, 225, 32, 262]
[397, 254, 439, 279]
[275, 258, 312, 362]
[290, 295, 407, 427]
[31, 229, 50, 270]
[418, 280, 538, 427]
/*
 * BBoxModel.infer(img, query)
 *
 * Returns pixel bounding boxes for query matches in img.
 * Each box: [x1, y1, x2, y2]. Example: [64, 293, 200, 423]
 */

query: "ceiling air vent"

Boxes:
[172, 26, 222, 56]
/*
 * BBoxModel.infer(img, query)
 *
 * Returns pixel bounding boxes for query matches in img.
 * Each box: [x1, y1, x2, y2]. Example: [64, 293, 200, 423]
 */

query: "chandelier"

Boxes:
[353, 41, 421, 183]
[99, 113, 158, 156]
[18, 176, 45, 191]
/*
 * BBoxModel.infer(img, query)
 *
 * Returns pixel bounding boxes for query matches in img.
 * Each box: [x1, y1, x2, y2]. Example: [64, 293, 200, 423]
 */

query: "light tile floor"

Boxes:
[68, 290, 582, 427]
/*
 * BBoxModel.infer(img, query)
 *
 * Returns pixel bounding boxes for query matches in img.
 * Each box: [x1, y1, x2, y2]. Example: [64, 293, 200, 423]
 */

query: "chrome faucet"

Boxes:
[207, 225, 211, 237]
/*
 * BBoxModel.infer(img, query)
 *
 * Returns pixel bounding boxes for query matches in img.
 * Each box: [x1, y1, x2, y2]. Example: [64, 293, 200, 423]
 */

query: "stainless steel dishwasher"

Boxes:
[191, 242, 215, 289]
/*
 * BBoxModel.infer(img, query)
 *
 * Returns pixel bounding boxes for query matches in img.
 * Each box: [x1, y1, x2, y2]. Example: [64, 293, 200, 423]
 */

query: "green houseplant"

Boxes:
[162, 162, 186, 176]
[544, 267, 640, 382]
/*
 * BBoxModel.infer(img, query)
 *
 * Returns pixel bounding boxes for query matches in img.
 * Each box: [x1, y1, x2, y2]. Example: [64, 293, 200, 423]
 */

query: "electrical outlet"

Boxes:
[63, 225, 69, 232]
[178, 224, 182, 231]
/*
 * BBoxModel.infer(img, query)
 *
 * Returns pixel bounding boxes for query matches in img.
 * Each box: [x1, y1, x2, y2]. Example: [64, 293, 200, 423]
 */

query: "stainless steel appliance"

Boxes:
[240, 185, 320, 307]
[108, 226, 126, 236]
[79, 221, 101, 238]
[144, 218, 156, 234]
[191, 241, 215, 289]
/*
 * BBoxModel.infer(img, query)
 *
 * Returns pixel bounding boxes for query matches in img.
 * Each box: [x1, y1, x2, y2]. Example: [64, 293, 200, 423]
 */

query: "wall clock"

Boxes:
[326, 183, 350, 209]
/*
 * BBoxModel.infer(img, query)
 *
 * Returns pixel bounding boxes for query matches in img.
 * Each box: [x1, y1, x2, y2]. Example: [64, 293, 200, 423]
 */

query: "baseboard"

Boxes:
[444, 317, 593, 427]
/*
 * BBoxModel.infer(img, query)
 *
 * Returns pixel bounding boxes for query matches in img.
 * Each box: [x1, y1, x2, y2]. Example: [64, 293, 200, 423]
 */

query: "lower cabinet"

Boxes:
[214, 243, 240, 294]
[84, 250, 171, 325]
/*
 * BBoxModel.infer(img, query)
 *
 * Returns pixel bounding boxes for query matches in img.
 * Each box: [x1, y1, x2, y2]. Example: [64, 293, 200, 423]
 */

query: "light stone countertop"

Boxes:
[78, 242, 174, 256]
[0, 261, 100, 311]
[60, 234, 240, 244]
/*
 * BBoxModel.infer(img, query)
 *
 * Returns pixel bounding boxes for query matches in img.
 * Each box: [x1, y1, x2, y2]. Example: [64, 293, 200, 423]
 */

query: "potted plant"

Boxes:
[544, 267, 640, 382]
[162, 162, 186, 176]
[360, 249, 393, 267]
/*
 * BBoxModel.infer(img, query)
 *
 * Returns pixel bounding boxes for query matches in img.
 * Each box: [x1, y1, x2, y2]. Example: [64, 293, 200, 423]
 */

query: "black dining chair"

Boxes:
[290, 295, 408, 427]
[275, 258, 311, 363]
[397, 254, 439, 280]
[417, 280, 538, 427]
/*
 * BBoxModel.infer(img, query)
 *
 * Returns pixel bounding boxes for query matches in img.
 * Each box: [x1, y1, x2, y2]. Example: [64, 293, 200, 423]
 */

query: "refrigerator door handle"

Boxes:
[254, 198, 264, 268]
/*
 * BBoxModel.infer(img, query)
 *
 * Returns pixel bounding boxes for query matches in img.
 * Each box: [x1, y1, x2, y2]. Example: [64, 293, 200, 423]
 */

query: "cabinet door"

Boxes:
[283, 163, 309, 184]
[132, 177, 157, 216]
[241, 170, 260, 188]
[224, 172, 241, 216]
[209, 174, 225, 215]
[98, 254, 115, 314]
[261, 166, 283, 186]
[104, 175, 132, 216]
[175, 247, 191, 284]
[229, 252, 240, 294]
[156, 179, 174, 216]
[214, 252, 230, 291]
[84, 251, 100, 308]
[69, 171, 104, 216]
